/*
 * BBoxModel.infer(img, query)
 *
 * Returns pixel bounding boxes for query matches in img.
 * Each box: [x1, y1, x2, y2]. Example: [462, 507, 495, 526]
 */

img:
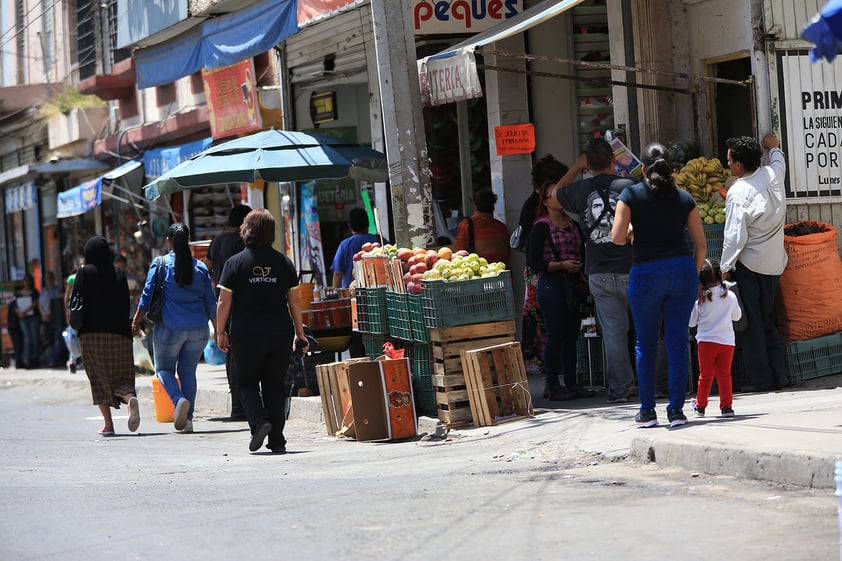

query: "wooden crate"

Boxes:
[461, 342, 533, 427]
[315, 358, 369, 437]
[429, 320, 516, 427]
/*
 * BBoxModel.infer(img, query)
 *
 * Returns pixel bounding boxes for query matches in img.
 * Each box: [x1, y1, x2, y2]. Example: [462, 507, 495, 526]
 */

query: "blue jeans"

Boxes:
[537, 272, 581, 390]
[628, 256, 698, 412]
[153, 323, 209, 421]
[20, 316, 40, 367]
[589, 273, 634, 399]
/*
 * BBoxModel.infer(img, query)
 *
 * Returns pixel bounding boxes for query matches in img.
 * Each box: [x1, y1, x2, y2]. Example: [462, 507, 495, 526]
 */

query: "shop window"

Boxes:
[156, 83, 176, 107]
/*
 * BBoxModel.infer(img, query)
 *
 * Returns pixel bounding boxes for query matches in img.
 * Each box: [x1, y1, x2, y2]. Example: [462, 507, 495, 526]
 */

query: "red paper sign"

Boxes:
[494, 124, 536, 155]
[202, 60, 262, 139]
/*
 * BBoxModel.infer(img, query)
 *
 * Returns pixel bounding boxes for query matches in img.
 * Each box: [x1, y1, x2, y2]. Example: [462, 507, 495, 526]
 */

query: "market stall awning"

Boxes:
[143, 138, 213, 179]
[417, 0, 585, 106]
[135, 0, 299, 89]
[0, 158, 108, 188]
[57, 160, 142, 219]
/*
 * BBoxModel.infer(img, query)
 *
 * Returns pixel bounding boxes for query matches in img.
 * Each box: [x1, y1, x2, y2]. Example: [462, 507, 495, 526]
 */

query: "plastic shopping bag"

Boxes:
[203, 340, 226, 366]
[133, 336, 155, 376]
[62, 327, 81, 361]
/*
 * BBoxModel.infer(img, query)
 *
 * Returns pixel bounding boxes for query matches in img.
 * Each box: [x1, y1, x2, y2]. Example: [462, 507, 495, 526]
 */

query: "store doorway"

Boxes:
[711, 56, 754, 161]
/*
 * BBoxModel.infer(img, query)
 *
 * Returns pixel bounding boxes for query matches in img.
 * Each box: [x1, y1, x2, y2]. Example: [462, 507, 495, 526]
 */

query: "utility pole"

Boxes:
[370, 0, 433, 248]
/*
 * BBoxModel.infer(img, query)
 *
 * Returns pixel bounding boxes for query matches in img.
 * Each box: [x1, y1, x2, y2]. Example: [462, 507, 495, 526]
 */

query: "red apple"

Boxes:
[425, 253, 439, 268]
[403, 272, 412, 284]
[409, 282, 423, 294]
[409, 262, 427, 275]
[397, 248, 414, 262]
[353, 251, 364, 261]
[406, 281, 417, 293]
[455, 250, 469, 257]
[361, 242, 374, 253]
[411, 273, 424, 284]
[407, 254, 420, 267]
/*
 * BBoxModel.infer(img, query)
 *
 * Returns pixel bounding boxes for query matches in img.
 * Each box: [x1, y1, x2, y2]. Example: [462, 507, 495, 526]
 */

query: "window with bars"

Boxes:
[76, 0, 129, 81]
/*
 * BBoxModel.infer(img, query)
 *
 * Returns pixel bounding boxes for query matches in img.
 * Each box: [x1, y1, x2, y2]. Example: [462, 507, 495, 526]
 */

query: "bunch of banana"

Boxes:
[672, 157, 730, 203]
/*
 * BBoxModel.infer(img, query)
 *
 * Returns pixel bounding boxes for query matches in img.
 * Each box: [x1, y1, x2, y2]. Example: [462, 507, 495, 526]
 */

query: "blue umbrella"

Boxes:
[802, 0, 842, 62]
[144, 129, 388, 200]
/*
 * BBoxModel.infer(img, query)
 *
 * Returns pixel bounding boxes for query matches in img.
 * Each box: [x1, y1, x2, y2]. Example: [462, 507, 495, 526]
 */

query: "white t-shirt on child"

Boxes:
[688, 285, 742, 346]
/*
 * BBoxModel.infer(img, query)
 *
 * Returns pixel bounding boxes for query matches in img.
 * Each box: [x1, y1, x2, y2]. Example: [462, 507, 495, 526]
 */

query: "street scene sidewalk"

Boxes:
[2, 362, 840, 489]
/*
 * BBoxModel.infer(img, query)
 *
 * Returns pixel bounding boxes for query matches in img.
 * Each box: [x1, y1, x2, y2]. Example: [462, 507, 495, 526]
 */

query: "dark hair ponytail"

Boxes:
[167, 223, 194, 287]
[640, 142, 675, 200]
[698, 259, 727, 304]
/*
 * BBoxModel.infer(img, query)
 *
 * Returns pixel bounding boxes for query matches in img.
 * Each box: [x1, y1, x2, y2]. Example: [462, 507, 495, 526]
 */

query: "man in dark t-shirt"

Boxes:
[555, 137, 635, 404]
[204, 204, 250, 420]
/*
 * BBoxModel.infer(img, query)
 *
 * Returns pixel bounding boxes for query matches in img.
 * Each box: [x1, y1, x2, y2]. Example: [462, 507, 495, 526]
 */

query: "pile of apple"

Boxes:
[353, 244, 506, 294]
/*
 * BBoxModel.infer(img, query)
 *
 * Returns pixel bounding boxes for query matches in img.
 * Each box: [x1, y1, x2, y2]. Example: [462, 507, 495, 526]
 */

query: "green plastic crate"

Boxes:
[365, 286, 388, 334]
[362, 332, 388, 361]
[386, 291, 412, 340]
[420, 271, 514, 328]
[408, 293, 430, 343]
[354, 288, 369, 332]
[686, 223, 725, 262]
[409, 342, 436, 416]
[784, 331, 842, 384]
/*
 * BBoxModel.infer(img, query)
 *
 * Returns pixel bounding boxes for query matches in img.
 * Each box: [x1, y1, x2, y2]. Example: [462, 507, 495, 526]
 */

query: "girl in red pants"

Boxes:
[688, 260, 743, 417]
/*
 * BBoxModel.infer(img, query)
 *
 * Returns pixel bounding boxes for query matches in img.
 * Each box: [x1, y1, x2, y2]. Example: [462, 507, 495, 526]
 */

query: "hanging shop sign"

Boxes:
[418, 50, 483, 107]
[57, 179, 101, 219]
[494, 123, 535, 155]
[203, 59, 263, 139]
[143, 138, 213, 179]
[413, 0, 523, 34]
[4, 181, 37, 214]
[778, 50, 842, 197]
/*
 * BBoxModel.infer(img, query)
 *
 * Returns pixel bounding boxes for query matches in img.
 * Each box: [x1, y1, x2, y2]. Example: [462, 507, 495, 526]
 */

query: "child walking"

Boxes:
[688, 259, 742, 417]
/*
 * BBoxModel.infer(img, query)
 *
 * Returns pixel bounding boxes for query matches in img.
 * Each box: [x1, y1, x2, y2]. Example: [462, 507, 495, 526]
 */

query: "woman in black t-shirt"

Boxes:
[216, 209, 308, 454]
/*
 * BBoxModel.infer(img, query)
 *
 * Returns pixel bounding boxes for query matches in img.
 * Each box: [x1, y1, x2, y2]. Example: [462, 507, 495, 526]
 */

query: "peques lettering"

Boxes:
[414, 0, 519, 31]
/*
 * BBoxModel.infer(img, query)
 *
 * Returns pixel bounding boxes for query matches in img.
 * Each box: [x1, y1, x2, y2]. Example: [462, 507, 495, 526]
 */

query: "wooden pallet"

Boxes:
[429, 320, 516, 427]
[315, 358, 369, 437]
[461, 342, 533, 427]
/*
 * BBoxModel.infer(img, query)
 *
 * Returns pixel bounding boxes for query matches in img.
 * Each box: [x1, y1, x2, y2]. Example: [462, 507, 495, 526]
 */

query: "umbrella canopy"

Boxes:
[802, 0, 842, 62]
[144, 129, 388, 200]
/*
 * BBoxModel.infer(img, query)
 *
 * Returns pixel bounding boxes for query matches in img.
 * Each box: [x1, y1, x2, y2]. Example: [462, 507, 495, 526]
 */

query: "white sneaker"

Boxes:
[127, 396, 141, 432]
[177, 420, 193, 433]
[174, 398, 190, 431]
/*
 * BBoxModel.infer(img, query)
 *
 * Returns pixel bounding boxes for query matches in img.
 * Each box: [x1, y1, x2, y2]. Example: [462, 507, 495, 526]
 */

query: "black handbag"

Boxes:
[146, 257, 164, 323]
[68, 267, 85, 331]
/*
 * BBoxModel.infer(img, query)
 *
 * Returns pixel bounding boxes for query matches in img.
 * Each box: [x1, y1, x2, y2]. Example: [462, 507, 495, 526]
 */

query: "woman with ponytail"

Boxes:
[133, 224, 217, 434]
[611, 143, 706, 428]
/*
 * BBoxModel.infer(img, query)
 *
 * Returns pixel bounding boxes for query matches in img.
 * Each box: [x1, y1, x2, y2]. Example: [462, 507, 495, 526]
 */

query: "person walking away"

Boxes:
[204, 204, 251, 420]
[518, 156, 569, 375]
[455, 188, 511, 268]
[64, 258, 84, 372]
[555, 137, 636, 403]
[76, 236, 140, 436]
[133, 224, 217, 434]
[527, 182, 593, 401]
[688, 259, 742, 418]
[16, 274, 40, 369]
[6, 286, 25, 369]
[39, 271, 67, 367]
[720, 133, 789, 391]
[330, 207, 380, 289]
[216, 209, 309, 453]
[611, 142, 706, 428]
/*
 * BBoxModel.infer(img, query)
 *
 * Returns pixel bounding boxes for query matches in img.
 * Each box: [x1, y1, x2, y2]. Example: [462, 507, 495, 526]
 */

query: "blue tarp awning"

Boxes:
[135, 0, 299, 89]
[57, 160, 143, 219]
[143, 138, 213, 179]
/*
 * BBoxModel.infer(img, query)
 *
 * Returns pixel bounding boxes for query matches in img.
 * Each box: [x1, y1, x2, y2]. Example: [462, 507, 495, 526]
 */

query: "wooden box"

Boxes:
[347, 358, 417, 442]
[461, 342, 533, 427]
[315, 358, 369, 437]
[429, 320, 516, 427]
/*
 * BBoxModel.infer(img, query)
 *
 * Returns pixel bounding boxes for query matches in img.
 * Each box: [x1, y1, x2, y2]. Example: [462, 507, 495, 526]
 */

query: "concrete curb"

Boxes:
[631, 436, 837, 488]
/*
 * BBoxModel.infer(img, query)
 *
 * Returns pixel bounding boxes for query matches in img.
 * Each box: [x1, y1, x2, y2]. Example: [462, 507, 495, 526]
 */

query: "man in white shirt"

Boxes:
[720, 133, 789, 391]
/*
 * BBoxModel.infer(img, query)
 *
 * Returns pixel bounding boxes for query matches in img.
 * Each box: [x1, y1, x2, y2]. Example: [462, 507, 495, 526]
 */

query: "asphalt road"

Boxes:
[0, 380, 837, 561]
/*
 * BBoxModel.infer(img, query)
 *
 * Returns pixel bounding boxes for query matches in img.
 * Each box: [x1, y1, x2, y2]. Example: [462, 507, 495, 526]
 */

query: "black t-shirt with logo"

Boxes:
[217, 246, 299, 341]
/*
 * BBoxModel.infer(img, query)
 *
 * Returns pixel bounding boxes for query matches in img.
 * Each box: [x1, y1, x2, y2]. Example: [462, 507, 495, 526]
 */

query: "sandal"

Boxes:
[98, 426, 115, 437]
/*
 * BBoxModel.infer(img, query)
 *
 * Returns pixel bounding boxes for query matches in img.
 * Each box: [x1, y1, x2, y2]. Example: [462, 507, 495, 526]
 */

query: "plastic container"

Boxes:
[151, 377, 176, 423]
[420, 271, 514, 328]
[784, 331, 842, 384]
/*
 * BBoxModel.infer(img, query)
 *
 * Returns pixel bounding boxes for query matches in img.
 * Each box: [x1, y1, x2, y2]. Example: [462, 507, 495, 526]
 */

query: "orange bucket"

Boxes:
[151, 377, 180, 423]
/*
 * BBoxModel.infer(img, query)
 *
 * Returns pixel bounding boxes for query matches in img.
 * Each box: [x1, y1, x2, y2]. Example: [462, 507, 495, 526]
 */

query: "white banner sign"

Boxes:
[413, 0, 523, 35]
[418, 50, 483, 107]
[779, 51, 842, 197]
